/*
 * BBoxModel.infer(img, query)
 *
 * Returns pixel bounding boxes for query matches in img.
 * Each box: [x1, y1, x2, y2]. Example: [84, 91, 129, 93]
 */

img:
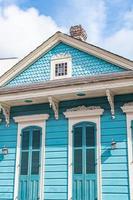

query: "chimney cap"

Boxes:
[70, 25, 87, 41]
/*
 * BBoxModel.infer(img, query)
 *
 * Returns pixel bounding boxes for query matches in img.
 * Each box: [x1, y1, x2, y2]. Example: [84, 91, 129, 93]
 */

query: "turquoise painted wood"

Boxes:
[0, 94, 132, 199]
[131, 121, 133, 161]
[19, 126, 41, 200]
[6, 42, 126, 87]
[73, 122, 97, 200]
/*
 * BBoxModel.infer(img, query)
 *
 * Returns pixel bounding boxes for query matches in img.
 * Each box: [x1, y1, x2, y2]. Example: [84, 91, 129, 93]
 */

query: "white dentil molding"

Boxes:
[64, 105, 104, 118]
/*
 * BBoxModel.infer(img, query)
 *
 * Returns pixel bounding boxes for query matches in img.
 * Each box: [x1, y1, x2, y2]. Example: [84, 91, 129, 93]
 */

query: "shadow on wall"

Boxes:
[101, 148, 112, 163]
[0, 154, 4, 161]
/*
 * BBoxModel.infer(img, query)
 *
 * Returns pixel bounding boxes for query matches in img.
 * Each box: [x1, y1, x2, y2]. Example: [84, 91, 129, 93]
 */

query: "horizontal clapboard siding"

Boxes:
[0, 123, 17, 200]
[59, 95, 130, 200]
[0, 94, 132, 200]
[100, 95, 130, 200]
[45, 119, 68, 200]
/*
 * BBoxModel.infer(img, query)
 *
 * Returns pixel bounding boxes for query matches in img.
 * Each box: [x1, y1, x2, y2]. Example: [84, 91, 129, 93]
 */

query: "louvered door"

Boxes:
[73, 122, 97, 200]
[19, 126, 41, 200]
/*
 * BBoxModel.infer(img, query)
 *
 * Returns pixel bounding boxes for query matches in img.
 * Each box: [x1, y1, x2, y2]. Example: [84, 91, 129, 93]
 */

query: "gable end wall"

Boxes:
[6, 43, 126, 87]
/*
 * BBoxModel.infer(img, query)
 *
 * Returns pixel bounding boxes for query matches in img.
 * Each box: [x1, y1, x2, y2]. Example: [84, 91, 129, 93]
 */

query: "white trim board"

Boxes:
[121, 103, 133, 200]
[1, 77, 133, 103]
[64, 106, 104, 200]
[50, 55, 72, 80]
[0, 32, 132, 87]
[13, 114, 49, 200]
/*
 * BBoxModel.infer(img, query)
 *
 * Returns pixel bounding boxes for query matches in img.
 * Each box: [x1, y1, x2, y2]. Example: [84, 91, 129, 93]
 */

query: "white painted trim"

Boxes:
[2, 33, 133, 86]
[0, 78, 133, 103]
[14, 114, 49, 123]
[64, 107, 104, 200]
[64, 107, 104, 118]
[50, 56, 72, 80]
[121, 104, 133, 200]
[0, 32, 132, 87]
[13, 114, 49, 200]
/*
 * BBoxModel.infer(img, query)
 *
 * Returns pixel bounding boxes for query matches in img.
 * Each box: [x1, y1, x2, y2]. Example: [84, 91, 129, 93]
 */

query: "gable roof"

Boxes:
[0, 31, 133, 87]
[0, 71, 133, 95]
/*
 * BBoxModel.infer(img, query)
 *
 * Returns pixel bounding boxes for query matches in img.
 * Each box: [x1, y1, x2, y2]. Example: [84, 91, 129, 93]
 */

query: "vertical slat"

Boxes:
[86, 179, 96, 200]
[30, 178, 39, 200]
[86, 179, 90, 200]
[74, 179, 83, 200]
[19, 179, 28, 200]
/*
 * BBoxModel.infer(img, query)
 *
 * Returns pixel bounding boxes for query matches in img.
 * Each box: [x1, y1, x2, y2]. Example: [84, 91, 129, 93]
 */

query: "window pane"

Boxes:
[74, 149, 82, 174]
[74, 127, 82, 147]
[20, 152, 28, 175]
[55, 63, 68, 77]
[86, 149, 95, 174]
[31, 151, 40, 175]
[22, 131, 29, 150]
[86, 126, 95, 147]
[32, 130, 41, 149]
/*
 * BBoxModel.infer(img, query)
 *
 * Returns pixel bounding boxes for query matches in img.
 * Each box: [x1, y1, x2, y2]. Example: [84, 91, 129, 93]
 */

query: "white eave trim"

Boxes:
[0, 32, 132, 87]
[0, 77, 133, 104]
[64, 106, 104, 118]
[60, 34, 133, 70]
[13, 114, 49, 123]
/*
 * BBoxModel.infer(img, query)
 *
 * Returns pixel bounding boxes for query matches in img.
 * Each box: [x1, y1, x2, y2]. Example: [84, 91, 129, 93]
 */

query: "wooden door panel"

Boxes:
[73, 122, 97, 200]
[19, 127, 41, 200]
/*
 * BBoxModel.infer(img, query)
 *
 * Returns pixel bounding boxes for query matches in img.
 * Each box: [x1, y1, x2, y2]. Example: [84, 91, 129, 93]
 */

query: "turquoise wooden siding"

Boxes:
[0, 94, 132, 199]
[6, 42, 126, 87]
[45, 119, 68, 200]
[0, 121, 17, 200]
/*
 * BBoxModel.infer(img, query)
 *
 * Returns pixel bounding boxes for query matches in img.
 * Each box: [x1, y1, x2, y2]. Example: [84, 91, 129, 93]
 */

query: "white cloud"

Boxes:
[103, 8, 133, 59]
[0, 5, 65, 58]
[59, 0, 106, 44]
[0, 1, 132, 64]
[67, 0, 133, 60]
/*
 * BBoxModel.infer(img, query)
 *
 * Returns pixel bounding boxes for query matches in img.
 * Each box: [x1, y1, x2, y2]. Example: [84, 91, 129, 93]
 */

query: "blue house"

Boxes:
[0, 25, 133, 200]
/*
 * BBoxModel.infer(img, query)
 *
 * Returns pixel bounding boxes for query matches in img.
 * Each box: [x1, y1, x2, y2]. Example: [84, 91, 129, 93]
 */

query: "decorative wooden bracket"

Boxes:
[48, 96, 59, 119]
[106, 89, 115, 119]
[0, 103, 11, 126]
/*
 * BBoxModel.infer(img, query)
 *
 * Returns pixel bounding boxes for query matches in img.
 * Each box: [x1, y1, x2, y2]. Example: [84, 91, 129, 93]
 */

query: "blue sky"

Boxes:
[0, 0, 133, 59]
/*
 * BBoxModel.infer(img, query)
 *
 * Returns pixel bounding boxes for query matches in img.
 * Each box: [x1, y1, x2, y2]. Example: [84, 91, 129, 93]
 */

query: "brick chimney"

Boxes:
[70, 25, 87, 41]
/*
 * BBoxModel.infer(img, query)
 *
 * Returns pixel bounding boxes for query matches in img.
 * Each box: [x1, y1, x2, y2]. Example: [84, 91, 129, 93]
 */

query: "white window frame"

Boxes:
[121, 103, 133, 200]
[13, 114, 49, 200]
[51, 54, 72, 80]
[64, 106, 104, 200]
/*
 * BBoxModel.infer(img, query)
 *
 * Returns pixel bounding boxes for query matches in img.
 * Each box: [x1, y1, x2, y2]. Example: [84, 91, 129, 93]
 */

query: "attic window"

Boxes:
[51, 53, 72, 80]
[55, 62, 68, 77]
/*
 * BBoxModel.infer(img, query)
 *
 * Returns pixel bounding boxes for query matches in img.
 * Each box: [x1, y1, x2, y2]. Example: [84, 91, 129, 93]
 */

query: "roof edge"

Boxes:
[0, 71, 132, 95]
[0, 31, 132, 87]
